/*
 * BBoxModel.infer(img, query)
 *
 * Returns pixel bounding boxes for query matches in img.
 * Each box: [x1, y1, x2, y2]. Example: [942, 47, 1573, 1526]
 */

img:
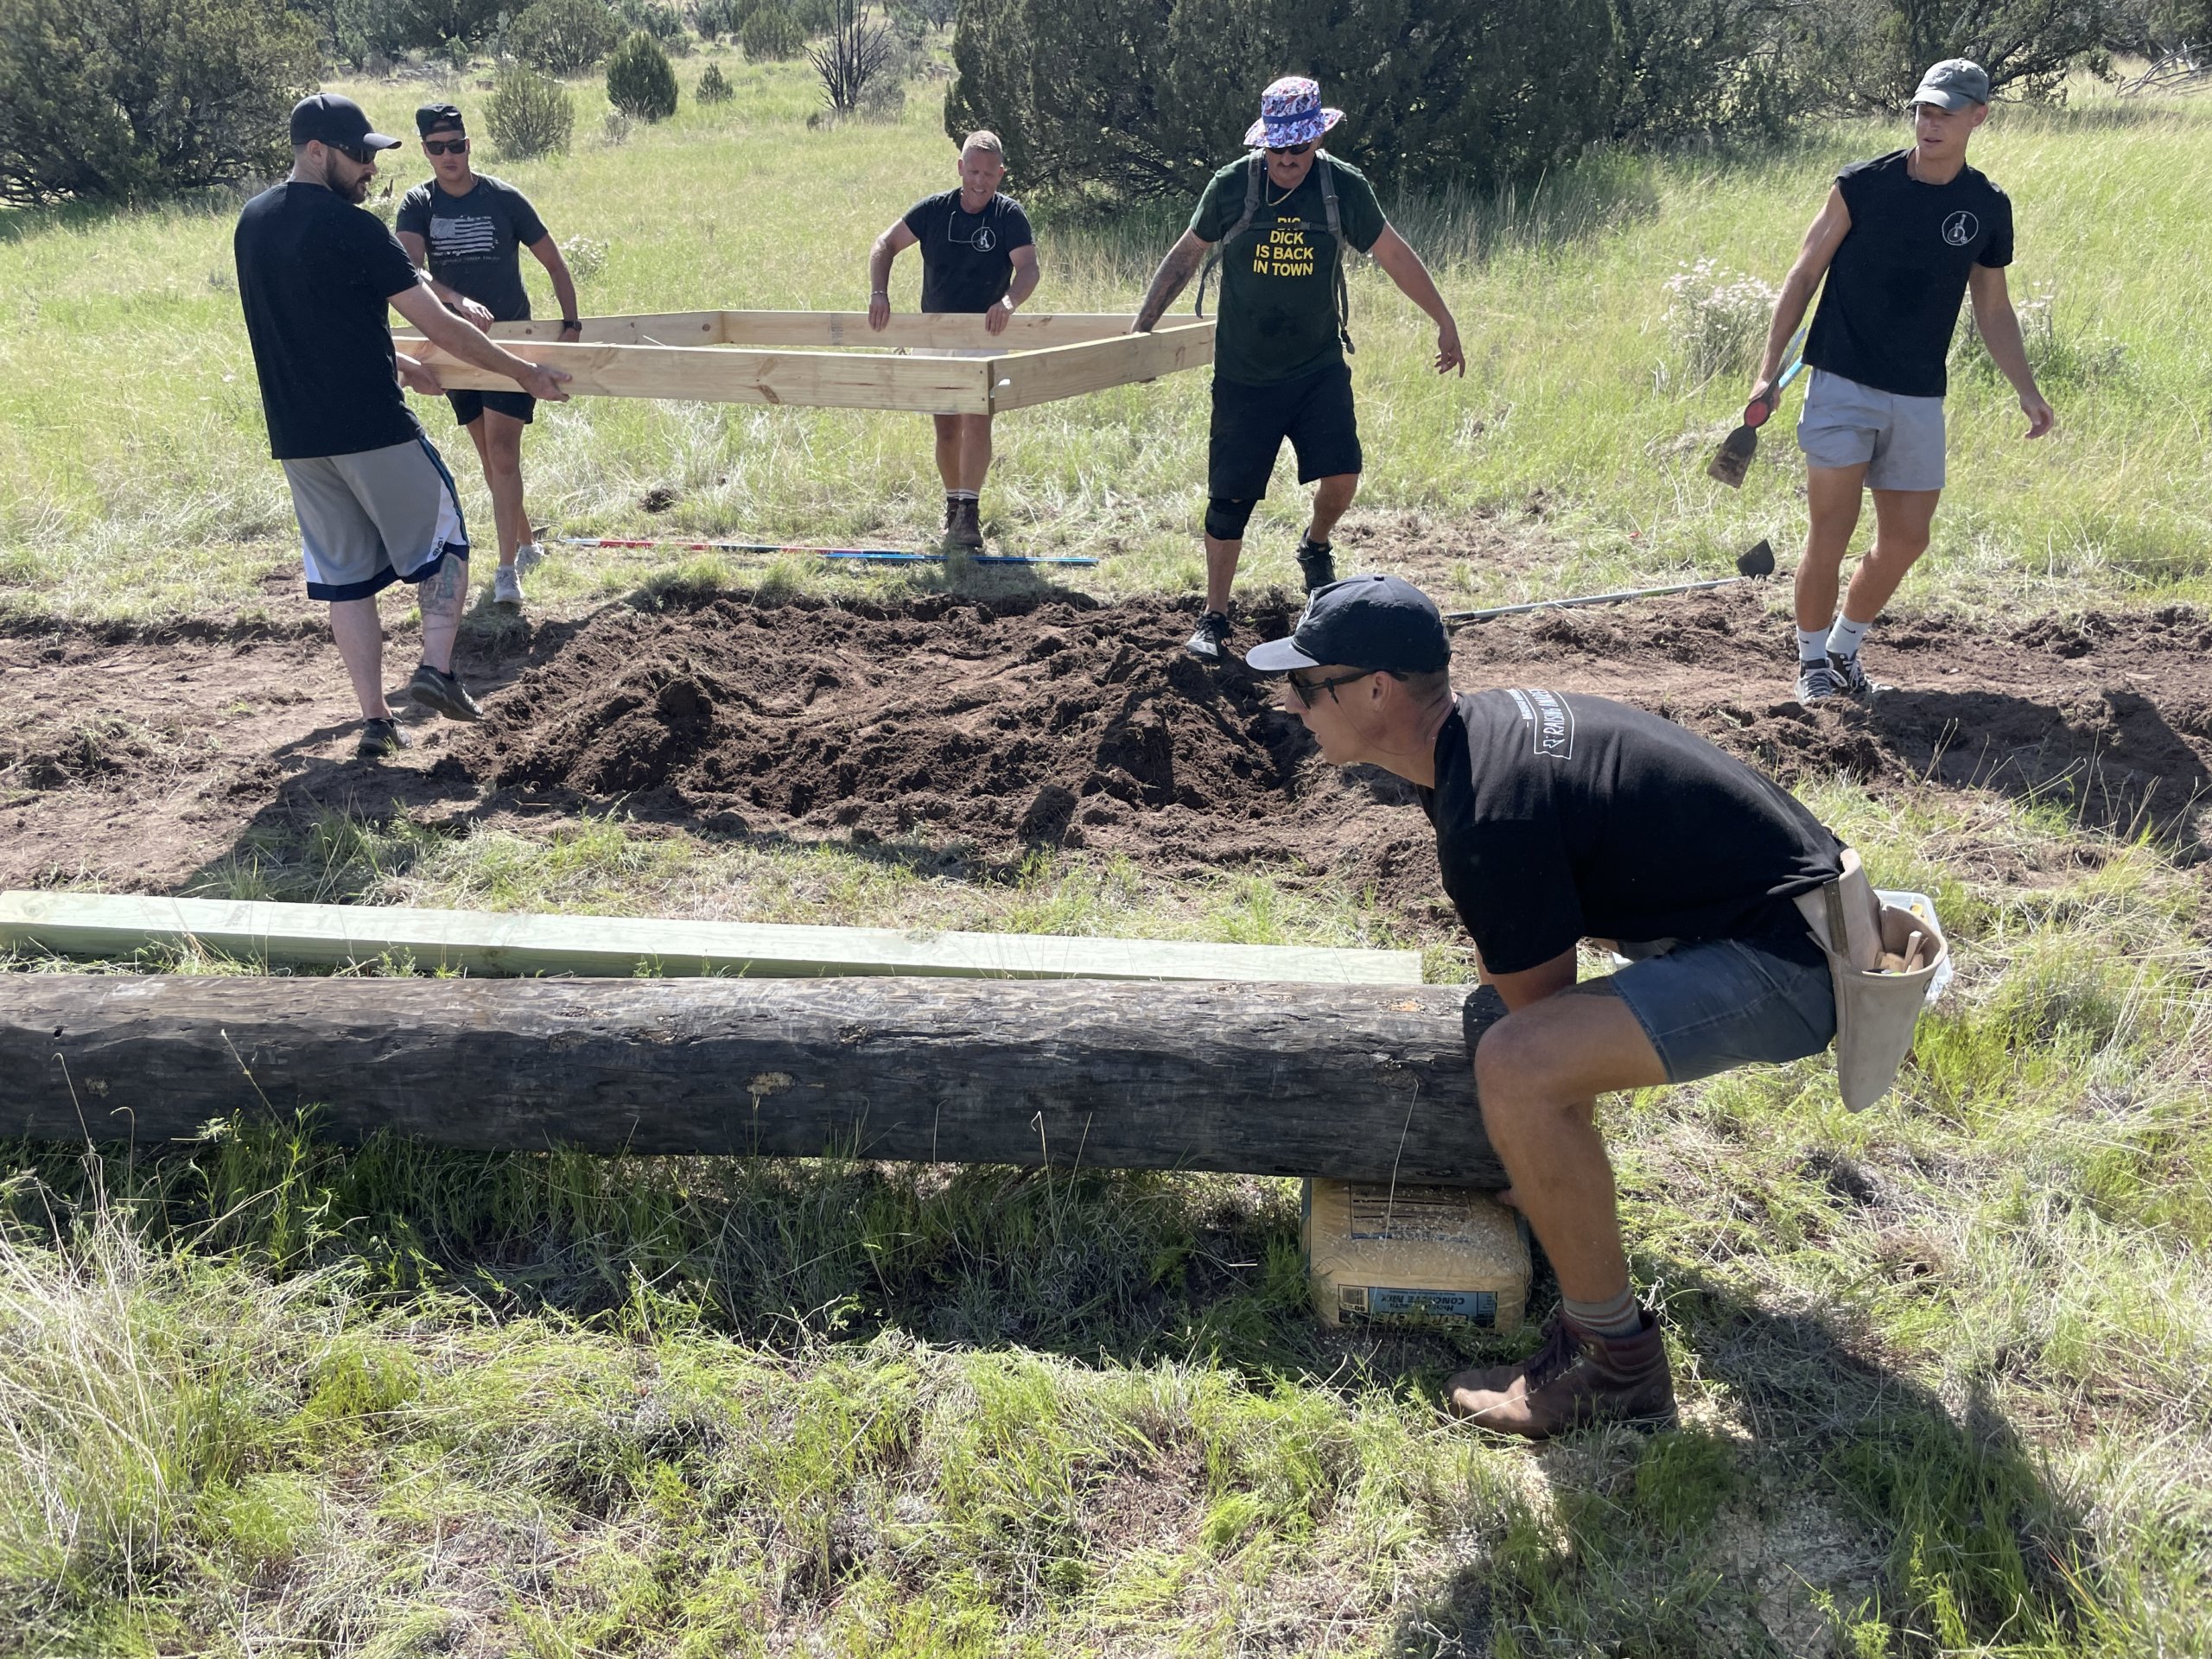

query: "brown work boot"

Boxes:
[944, 495, 984, 549]
[1446, 1308, 1675, 1440]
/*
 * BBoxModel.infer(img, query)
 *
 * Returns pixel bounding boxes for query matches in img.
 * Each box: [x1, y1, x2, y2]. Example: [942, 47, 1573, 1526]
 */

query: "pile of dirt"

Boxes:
[7, 582, 2212, 900]
[461, 592, 1422, 880]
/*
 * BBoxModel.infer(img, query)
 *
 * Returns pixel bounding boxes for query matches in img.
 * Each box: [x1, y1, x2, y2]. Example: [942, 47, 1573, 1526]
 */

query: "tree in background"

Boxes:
[946, 0, 1617, 204]
[698, 58, 735, 100]
[607, 29, 681, 118]
[508, 0, 625, 72]
[741, 4, 804, 58]
[0, 0, 319, 205]
[809, 0, 895, 112]
[486, 60, 577, 156]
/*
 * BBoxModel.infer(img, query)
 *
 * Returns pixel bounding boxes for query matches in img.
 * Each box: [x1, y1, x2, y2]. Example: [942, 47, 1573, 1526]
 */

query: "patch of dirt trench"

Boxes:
[5, 586, 2212, 912]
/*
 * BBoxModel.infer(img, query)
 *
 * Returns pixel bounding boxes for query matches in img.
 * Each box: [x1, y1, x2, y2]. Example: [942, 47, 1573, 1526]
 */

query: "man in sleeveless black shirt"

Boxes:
[1750, 59, 2053, 704]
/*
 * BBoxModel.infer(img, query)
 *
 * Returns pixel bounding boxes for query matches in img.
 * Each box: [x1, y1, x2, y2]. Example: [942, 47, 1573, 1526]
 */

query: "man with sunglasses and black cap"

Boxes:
[1248, 575, 1847, 1439]
[397, 103, 584, 613]
[234, 94, 569, 760]
[1131, 77, 1465, 664]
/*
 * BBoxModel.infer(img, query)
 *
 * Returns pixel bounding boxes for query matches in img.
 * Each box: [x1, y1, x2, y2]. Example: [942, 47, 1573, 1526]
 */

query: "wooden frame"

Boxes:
[391, 310, 1215, 416]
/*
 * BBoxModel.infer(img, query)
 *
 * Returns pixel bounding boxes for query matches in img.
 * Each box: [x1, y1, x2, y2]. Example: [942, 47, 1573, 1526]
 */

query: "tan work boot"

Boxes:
[1446, 1308, 1675, 1440]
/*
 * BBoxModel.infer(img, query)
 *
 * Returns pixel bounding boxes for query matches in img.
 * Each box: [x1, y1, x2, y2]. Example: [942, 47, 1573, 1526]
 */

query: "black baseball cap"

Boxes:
[416, 103, 466, 136]
[289, 94, 401, 152]
[1244, 574, 1452, 674]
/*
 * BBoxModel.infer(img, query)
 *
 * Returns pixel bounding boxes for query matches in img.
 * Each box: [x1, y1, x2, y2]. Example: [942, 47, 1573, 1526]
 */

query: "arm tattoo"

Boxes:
[1135, 241, 1205, 332]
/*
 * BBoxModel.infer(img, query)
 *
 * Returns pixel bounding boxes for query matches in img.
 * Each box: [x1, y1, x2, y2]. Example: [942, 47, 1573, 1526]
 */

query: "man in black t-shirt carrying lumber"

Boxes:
[234, 96, 569, 760]
[397, 103, 583, 615]
[1132, 76, 1464, 664]
[1751, 59, 2054, 704]
[867, 130, 1040, 550]
[1248, 575, 1847, 1439]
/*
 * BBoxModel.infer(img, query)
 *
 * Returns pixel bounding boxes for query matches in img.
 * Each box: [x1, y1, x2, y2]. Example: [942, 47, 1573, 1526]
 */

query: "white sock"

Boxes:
[1827, 614, 1870, 660]
[1796, 626, 1830, 665]
[948, 489, 978, 503]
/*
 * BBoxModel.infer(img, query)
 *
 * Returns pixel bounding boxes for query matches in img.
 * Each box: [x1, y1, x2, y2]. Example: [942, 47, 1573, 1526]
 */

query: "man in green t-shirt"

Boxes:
[1133, 76, 1465, 662]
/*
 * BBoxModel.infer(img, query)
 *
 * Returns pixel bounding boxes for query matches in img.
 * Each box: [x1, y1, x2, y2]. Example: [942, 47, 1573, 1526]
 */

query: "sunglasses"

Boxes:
[327, 141, 378, 165]
[423, 137, 470, 156]
[1287, 668, 1376, 708]
[1266, 140, 1314, 156]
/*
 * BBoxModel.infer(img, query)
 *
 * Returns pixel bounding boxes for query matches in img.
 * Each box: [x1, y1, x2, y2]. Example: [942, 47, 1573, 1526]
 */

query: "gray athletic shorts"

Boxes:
[282, 434, 470, 602]
[1796, 369, 1946, 492]
[1606, 934, 1836, 1084]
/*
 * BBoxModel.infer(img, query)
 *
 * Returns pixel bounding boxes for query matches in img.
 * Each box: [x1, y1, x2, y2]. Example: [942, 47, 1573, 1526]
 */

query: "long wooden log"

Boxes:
[1, 976, 1507, 1186]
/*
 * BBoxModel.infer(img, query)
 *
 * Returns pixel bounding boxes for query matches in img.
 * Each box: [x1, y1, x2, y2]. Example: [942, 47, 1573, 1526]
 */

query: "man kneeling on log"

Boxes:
[1248, 576, 1847, 1438]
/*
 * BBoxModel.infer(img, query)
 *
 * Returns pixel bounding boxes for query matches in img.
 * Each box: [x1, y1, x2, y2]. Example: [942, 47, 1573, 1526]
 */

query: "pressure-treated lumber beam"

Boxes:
[408, 338, 998, 414]
[446, 311, 1188, 350]
[988, 325, 1216, 413]
[0, 892, 1424, 986]
[0, 976, 1507, 1185]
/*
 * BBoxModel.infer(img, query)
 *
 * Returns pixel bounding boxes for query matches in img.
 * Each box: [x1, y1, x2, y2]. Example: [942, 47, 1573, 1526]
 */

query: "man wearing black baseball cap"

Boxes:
[1747, 57, 2053, 706]
[235, 94, 570, 759]
[1250, 576, 1847, 1438]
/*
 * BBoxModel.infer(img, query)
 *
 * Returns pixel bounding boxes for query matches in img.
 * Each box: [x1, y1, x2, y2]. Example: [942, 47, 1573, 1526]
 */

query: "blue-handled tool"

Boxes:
[1707, 329, 1808, 489]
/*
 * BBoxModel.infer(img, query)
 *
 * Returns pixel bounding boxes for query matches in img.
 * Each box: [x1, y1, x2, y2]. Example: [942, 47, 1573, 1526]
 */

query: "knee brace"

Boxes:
[1204, 497, 1255, 542]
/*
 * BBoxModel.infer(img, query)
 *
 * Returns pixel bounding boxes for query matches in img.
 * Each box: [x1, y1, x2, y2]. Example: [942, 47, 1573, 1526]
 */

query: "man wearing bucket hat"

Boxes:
[1248, 575, 1868, 1438]
[234, 94, 569, 760]
[1747, 57, 2053, 705]
[1132, 78, 1465, 663]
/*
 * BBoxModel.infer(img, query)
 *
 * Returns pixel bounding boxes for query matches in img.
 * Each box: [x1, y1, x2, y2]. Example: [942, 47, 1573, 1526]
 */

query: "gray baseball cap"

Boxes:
[1913, 58, 1990, 110]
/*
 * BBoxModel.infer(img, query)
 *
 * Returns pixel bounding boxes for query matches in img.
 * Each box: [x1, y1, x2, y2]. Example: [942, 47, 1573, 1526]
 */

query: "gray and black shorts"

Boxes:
[282, 435, 470, 601]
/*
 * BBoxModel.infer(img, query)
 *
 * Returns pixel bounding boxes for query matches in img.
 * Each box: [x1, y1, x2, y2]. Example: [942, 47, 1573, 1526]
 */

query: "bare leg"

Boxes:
[1305, 472, 1358, 544]
[416, 553, 468, 676]
[468, 411, 529, 569]
[1795, 462, 1871, 632]
[1471, 987, 1669, 1304]
[931, 414, 961, 492]
[327, 598, 392, 721]
[1203, 533, 1241, 614]
[1842, 488, 1941, 624]
[957, 413, 994, 494]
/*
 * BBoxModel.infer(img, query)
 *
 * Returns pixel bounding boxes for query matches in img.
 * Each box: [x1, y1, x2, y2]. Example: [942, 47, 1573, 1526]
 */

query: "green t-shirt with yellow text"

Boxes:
[1190, 153, 1386, 385]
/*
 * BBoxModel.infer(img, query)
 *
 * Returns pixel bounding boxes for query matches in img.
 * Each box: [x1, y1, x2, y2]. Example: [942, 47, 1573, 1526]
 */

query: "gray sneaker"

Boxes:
[493, 565, 524, 610]
[1185, 609, 1231, 663]
[1828, 650, 1875, 698]
[1796, 658, 1844, 704]
[409, 663, 483, 722]
[512, 540, 544, 576]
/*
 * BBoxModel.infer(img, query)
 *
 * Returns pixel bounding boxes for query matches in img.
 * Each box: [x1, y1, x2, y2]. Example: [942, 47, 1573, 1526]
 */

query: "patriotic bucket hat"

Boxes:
[1243, 76, 1344, 149]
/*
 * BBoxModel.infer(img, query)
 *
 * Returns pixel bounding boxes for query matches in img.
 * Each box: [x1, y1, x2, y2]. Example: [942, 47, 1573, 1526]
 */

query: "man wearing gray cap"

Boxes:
[234, 95, 569, 759]
[1249, 575, 1847, 1438]
[1748, 59, 2053, 704]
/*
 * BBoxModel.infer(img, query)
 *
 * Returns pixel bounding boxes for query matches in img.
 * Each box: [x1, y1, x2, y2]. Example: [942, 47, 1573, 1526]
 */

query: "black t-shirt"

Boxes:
[234, 182, 425, 461]
[1805, 150, 2014, 398]
[394, 174, 548, 322]
[901, 189, 1034, 313]
[1416, 690, 1843, 975]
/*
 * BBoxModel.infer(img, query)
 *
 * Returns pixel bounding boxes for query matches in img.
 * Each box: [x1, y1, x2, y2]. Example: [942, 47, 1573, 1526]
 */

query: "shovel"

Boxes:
[1707, 336, 1808, 489]
[1446, 539, 1777, 626]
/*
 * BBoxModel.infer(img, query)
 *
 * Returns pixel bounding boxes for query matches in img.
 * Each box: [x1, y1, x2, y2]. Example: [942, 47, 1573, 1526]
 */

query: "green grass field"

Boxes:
[3, 49, 2211, 1659]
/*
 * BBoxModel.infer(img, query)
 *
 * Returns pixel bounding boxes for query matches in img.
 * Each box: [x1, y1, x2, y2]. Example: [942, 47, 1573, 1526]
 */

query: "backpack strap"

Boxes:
[1195, 152, 1267, 321]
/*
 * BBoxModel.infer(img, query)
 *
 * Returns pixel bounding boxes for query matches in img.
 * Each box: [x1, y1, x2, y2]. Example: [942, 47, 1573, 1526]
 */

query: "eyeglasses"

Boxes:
[1287, 668, 1376, 708]
[1266, 140, 1314, 156]
[328, 141, 377, 165]
[423, 137, 470, 156]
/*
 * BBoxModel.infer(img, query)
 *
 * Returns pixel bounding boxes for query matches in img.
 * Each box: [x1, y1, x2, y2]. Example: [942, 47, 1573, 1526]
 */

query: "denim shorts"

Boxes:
[1796, 368, 1946, 492]
[1608, 935, 1837, 1084]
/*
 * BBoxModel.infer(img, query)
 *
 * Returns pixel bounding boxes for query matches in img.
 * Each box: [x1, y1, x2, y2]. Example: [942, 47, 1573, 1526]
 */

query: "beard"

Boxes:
[322, 154, 371, 204]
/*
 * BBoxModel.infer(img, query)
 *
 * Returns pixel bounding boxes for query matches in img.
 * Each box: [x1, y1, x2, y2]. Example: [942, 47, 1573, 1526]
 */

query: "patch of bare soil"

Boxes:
[4, 583, 2211, 907]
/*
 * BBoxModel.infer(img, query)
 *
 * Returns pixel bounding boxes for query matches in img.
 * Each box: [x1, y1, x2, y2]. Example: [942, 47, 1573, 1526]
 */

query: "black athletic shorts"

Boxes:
[1207, 361, 1361, 499]
[447, 388, 537, 427]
